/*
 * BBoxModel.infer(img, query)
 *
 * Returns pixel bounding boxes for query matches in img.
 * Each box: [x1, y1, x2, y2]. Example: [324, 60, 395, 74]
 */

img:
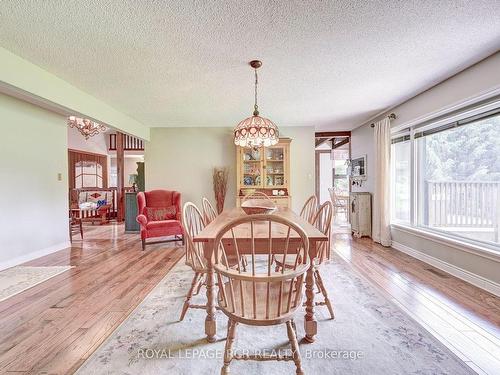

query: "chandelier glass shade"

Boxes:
[68, 116, 107, 139]
[234, 115, 279, 148]
[233, 60, 279, 148]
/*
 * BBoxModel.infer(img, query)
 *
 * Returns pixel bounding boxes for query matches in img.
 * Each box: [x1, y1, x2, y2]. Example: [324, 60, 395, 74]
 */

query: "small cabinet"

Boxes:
[236, 138, 291, 207]
[350, 192, 371, 238]
[124, 192, 140, 233]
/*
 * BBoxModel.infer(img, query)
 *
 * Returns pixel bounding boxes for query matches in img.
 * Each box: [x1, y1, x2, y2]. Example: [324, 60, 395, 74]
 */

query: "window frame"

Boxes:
[390, 97, 500, 252]
[74, 160, 104, 189]
[390, 132, 412, 225]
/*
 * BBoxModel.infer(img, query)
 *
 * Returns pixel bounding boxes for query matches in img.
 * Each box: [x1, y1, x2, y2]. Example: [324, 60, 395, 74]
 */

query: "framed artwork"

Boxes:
[350, 155, 367, 179]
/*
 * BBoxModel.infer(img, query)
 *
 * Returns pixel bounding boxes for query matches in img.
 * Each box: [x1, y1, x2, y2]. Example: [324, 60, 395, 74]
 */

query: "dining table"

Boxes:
[193, 206, 328, 343]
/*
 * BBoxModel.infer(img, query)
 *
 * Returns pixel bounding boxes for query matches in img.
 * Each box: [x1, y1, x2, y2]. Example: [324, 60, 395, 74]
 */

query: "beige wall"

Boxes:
[350, 124, 374, 193]
[145, 126, 315, 212]
[68, 126, 108, 156]
[0, 46, 150, 140]
[354, 52, 500, 194]
[0, 93, 69, 270]
[350, 52, 500, 292]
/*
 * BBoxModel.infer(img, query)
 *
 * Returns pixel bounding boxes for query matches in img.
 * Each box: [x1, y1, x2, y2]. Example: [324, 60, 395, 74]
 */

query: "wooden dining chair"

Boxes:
[274, 201, 334, 319]
[202, 197, 218, 224]
[328, 187, 348, 222]
[213, 214, 310, 375]
[300, 195, 318, 223]
[311, 201, 335, 319]
[180, 202, 247, 321]
[179, 202, 207, 321]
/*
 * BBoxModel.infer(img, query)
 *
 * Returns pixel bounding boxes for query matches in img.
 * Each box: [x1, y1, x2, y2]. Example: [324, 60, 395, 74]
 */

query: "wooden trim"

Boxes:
[315, 138, 330, 148]
[108, 133, 145, 151]
[68, 149, 108, 158]
[68, 149, 108, 189]
[315, 131, 351, 138]
[116, 132, 125, 222]
[332, 138, 350, 149]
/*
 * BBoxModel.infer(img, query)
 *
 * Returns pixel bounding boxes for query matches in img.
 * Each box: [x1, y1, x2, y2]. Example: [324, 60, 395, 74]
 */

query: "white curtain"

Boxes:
[372, 117, 392, 247]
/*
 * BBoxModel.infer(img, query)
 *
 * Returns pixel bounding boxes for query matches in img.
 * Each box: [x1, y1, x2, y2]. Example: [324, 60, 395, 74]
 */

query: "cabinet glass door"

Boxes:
[264, 146, 286, 187]
[241, 147, 263, 187]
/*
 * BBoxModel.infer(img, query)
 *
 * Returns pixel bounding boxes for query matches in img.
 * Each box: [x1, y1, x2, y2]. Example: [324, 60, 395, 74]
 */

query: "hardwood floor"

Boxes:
[0, 224, 498, 374]
[0, 224, 184, 374]
[334, 232, 500, 375]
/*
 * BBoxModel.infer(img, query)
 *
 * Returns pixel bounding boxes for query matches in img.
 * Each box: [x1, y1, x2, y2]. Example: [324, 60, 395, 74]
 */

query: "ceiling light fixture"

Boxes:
[233, 60, 279, 149]
[68, 116, 107, 139]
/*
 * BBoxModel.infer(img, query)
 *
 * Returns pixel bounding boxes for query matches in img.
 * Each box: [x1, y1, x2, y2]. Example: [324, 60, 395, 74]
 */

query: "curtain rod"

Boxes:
[371, 113, 396, 128]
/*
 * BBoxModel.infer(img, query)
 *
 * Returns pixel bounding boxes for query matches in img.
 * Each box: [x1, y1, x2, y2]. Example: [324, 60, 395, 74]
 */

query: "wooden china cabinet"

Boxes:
[236, 138, 291, 207]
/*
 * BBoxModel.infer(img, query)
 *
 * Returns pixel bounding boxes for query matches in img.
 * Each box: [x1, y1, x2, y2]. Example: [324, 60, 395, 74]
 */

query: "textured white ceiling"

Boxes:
[0, 1, 499, 130]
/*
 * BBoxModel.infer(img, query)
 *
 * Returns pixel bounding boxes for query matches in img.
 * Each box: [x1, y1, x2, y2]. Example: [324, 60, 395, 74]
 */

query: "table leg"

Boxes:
[304, 240, 318, 343]
[204, 241, 217, 343]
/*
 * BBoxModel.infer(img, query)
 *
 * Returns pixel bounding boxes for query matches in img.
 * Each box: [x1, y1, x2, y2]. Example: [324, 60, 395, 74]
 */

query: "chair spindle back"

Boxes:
[202, 197, 218, 224]
[182, 202, 206, 271]
[311, 201, 333, 264]
[300, 195, 318, 224]
[213, 214, 309, 323]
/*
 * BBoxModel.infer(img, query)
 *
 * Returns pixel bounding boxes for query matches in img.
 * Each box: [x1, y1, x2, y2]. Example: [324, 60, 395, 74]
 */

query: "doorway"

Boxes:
[315, 132, 351, 227]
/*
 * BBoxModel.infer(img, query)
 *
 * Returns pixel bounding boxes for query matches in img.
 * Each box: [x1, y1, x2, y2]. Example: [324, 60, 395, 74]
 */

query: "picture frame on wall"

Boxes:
[350, 155, 367, 179]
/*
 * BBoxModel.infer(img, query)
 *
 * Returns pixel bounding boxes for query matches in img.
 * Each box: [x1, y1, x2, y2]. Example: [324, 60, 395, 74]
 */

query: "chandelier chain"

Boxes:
[253, 68, 259, 116]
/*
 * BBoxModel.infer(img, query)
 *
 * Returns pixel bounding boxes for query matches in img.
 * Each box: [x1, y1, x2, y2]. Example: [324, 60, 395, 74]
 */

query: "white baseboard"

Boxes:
[392, 241, 500, 297]
[0, 241, 71, 271]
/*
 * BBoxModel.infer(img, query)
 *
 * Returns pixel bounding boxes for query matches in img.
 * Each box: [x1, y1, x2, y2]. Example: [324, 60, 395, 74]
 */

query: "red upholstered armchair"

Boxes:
[136, 190, 184, 250]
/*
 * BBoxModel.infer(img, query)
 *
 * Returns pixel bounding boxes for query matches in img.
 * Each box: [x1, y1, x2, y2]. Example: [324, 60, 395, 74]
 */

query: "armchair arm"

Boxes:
[136, 214, 148, 227]
[173, 191, 182, 222]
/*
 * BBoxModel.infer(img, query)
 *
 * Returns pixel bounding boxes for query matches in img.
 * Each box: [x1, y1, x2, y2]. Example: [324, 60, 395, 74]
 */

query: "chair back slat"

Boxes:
[213, 214, 309, 323]
[182, 202, 206, 270]
[202, 197, 218, 224]
[312, 201, 333, 264]
[300, 195, 318, 224]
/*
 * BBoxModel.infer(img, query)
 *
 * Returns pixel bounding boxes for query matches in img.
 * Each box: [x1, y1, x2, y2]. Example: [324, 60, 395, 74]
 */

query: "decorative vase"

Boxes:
[213, 167, 229, 214]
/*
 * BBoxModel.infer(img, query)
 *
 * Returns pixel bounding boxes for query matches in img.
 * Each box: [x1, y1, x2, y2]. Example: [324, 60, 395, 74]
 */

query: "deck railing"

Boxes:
[427, 181, 500, 231]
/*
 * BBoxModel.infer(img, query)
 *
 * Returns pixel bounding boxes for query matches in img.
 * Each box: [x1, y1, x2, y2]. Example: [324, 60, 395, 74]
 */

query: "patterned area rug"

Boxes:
[0, 266, 73, 302]
[77, 256, 475, 375]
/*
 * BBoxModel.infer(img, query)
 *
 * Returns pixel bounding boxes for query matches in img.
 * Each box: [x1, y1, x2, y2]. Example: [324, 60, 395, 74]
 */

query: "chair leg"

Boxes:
[79, 220, 83, 239]
[194, 273, 204, 296]
[286, 320, 304, 375]
[221, 319, 237, 375]
[179, 272, 200, 321]
[241, 255, 248, 272]
[141, 239, 146, 251]
[315, 269, 335, 319]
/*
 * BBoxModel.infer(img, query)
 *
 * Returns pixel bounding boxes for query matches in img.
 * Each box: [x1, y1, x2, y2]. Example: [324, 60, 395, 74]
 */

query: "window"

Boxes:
[68, 150, 108, 189]
[332, 149, 349, 195]
[391, 102, 500, 249]
[391, 137, 411, 223]
[75, 161, 104, 188]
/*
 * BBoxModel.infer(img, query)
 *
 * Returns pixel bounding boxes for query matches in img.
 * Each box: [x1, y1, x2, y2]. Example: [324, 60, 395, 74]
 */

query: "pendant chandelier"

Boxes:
[233, 60, 279, 148]
[68, 116, 107, 139]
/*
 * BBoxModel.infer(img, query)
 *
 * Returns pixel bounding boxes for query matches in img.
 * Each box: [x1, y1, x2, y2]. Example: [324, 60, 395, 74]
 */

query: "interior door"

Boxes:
[316, 150, 333, 204]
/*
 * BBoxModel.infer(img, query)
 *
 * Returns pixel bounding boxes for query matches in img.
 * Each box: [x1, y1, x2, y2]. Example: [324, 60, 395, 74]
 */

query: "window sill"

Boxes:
[390, 223, 500, 263]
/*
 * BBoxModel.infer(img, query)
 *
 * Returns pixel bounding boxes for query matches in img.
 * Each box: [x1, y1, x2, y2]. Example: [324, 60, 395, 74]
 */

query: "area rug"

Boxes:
[0, 266, 73, 302]
[77, 256, 475, 375]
